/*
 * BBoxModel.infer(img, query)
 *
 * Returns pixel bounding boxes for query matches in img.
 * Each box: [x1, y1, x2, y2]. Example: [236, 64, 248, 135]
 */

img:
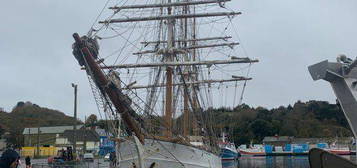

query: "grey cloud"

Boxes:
[1, 0, 357, 120]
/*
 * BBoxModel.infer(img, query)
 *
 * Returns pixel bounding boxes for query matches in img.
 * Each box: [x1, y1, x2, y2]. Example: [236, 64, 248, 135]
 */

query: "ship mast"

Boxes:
[191, 4, 199, 136]
[72, 33, 145, 143]
[183, 0, 189, 137]
[93, 0, 256, 144]
[164, 0, 174, 138]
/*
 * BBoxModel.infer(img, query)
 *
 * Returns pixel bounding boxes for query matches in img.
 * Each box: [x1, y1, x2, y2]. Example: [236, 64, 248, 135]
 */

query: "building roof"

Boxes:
[292, 137, 354, 144]
[95, 128, 111, 137]
[63, 129, 100, 142]
[293, 138, 323, 144]
[263, 136, 293, 142]
[22, 125, 83, 135]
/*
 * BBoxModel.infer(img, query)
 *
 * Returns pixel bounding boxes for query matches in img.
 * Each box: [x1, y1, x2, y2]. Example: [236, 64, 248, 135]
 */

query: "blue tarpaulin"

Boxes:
[99, 136, 115, 156]
[317, 143, 328, 149]
[292, 144, 309, 153]
[285, 144, 292, 151]
[265, 145, 273, 153]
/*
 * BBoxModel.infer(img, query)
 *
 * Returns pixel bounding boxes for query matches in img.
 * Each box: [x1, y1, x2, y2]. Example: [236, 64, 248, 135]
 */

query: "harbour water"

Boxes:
[20, 155, 357, 168]
[229, 155, 357, 168]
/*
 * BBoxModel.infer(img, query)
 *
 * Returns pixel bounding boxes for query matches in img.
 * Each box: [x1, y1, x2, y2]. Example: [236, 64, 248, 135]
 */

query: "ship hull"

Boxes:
[220, 148, 238, 160]
[239, 149, 266, 156]
[118, 139, 222, 168]
[327, 149, 351, 155]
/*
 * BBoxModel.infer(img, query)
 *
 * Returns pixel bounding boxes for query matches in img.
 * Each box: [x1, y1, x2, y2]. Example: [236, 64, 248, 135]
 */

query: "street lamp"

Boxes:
[71, 83, 78, 154]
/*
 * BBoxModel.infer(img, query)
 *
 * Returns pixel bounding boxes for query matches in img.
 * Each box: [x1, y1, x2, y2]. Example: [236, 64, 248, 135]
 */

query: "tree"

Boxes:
[249, 119, 274, 141]
[13, 101, 25, 110]
[85, 114, 98, 127]
[0, 125, 5, 138]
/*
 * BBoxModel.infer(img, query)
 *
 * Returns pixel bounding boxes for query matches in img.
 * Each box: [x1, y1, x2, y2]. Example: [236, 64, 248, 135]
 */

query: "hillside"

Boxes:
[0, 101, 81, 147]
[210, 100, 352, 145]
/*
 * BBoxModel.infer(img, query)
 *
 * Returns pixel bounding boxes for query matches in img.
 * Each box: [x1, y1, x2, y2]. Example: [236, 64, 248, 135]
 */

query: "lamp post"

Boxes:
[71, 83, 78, 154]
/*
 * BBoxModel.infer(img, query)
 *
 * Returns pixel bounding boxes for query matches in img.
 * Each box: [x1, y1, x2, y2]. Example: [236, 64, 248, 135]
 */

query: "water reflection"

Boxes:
[28, 156, 357, 168]
[237, 156, 309, 168]
[234, 155, 357, 168]
[222, 160, 238, 168]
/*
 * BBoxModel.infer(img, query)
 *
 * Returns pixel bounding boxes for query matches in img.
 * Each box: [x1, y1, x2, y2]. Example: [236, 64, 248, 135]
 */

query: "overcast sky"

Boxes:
[1, 0, 357, 120]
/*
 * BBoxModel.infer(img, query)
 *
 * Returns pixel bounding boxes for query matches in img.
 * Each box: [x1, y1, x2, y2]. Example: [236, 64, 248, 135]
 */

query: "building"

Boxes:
[293, 137, 354, 149]
[292, 138, 326, 144]
[263, 136, 293, 146]
[21, 126, 101, 157]
[263, 136, 354, 148]
[58, 129, 100, 153]
[22, 125, 83, 147]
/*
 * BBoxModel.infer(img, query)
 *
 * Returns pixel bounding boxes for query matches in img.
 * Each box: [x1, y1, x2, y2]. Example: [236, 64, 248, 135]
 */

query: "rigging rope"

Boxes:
[88, 0, 112, 36]
[238, 63, 252, 106]
[233, 81, 238, 107]
[81, 0, 254, 158]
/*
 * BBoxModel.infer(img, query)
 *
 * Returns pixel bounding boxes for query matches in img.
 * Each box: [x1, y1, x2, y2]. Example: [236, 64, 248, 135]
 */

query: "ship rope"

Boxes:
[174, 55, 219, 149]
[233, 81, 238, 107]
[79, 0, 257, 158]
[82, 50, 175, 139]
[87, 0, 111, 36]
[86, 74, 118, 135]
[229, 17, 252, 106]
[76, 38, 121, 136]
[238, 63, 252, 106]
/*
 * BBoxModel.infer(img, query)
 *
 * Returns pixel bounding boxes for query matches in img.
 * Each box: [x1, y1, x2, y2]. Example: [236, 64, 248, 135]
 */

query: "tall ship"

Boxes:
[71, 0, 258, 167]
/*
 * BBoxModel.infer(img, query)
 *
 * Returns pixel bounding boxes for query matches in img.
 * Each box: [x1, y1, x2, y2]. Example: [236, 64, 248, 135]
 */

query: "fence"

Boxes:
[32, 161, 108, 168]
[21, 147, 57, 157]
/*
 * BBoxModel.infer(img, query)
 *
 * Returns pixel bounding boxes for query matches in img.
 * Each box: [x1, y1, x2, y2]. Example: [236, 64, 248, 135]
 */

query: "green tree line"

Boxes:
[209, 100, 352, 145]
[0, 100, 352, 147]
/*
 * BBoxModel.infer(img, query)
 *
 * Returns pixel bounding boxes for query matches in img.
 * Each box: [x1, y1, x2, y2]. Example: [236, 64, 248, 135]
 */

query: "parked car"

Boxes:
[104, 153, 110, 162]
[83, 153, 94, 162]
